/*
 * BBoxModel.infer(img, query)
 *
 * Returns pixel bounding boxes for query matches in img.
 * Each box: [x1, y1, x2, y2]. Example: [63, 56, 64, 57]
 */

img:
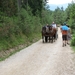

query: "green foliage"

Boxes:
[0, 7, 42, 51]
[41, 9, 53, 25]
[0, 16, 21, 40]
[18, 8, 42, 36]
[0, 0, 18, 16]
[71, 34, 75, 46]
[52, 7, 67, 24]
[28, 0, 43, 16]
[66, 2, 75, 46]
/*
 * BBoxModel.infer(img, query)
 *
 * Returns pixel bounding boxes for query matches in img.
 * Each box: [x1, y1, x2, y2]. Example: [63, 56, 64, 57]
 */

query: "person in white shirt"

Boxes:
[51, 22, 58, 40]
[52, 22, 57, 28]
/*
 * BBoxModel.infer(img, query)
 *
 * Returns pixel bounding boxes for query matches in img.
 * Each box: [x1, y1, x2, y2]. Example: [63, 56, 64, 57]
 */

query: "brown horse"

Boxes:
[48, 26, 57, 42]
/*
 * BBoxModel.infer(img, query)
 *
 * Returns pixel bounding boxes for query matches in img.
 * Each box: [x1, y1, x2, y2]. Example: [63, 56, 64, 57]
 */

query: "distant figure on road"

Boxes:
[60, 22, 69, 47]
[51, 22, 57, 28]
[67, 25, 72, 41]
[51, 21, 58, 40]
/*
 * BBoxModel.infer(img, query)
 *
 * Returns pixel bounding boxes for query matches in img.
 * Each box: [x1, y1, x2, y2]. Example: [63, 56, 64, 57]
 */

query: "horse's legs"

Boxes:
[51, 36, 53, 43]
[53, 34, 56, 42]
[43, 37, 44, 43]
[54, 35, 55, 42]
[54, 32, 57, 40]
[56, 33, 58, 40]
[42, 35, 44, 43]
[49, 36, 50, 42]
[45, 36, 48, 42]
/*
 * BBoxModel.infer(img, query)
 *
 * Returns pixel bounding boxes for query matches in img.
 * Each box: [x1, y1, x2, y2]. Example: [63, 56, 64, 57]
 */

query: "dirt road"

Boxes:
[0, 28, 75, 75]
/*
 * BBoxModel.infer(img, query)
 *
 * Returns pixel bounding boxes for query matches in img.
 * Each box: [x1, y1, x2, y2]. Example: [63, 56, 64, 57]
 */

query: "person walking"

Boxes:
[51, 22, 57, 28]
[67, 25, 72, 43]
[51, 21, 58, 39]
[60, 22, 69, 47]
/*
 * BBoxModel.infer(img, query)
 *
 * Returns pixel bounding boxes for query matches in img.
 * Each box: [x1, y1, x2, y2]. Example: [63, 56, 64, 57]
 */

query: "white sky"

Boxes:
[47, 0, 72, 5]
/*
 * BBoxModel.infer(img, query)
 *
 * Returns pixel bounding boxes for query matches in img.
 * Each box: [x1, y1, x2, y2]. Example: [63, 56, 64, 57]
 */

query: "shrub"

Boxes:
[71, 34, 75, 46]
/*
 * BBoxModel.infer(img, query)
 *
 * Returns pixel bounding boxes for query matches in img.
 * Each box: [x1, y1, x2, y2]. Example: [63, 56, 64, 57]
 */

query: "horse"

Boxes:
[48, 25, 56, 43]
[42, 26, 49, 43]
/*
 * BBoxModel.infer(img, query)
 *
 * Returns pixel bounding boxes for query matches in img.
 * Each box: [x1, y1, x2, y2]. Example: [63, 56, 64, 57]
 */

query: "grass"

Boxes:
[71, 46, 75, 52]
[0, 33, 41, 61]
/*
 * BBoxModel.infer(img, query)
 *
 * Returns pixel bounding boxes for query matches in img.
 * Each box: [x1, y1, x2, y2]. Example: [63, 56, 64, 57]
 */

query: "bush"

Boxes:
[71, 34, 75, 46]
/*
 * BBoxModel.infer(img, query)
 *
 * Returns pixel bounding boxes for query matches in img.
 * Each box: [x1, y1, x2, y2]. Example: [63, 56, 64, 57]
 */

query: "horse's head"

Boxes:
[49, 25, 52, 31]
[42, 26, 46, 33]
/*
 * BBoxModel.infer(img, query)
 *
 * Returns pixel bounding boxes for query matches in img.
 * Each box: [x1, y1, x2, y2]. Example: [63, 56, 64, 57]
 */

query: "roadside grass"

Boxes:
[0, 33, 41, 61]
[70, 36, 75, 52]
[71, 46, 75, 52]
[0, 34, 27, 51]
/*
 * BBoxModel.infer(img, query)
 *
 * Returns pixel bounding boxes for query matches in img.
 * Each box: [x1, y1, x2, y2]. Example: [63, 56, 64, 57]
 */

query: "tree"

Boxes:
[0, 0, 18, 16]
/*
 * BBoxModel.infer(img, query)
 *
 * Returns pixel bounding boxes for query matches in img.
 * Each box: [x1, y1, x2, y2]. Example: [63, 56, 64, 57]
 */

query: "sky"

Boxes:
[47, 0, 73, 10]
[47, 0, 72, 5]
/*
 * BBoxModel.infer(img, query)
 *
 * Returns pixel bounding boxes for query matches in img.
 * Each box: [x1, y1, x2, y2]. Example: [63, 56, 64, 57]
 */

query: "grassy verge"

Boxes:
[0, 33, 41, 61]
[71, 46, 75, 52]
